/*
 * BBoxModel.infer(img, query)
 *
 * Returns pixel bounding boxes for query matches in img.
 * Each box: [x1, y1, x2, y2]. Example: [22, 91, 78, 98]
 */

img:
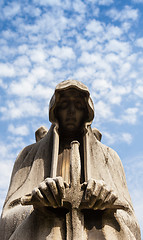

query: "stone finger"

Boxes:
[85, 178, 95, 200]
[45, 178, 60, 207]
[99, 186, 111, 202]
[38, 182, 51, 205]
[99, 192, 118, 210]
[32, 187, 49, 206]
[87, 195, 97, 208]
[64, 181, 69, 189]
[109, 192, 118, 204]
[88, 186, 110, 209]
[93, 199, 103, 210]
[92, 181, 104, 199]
[56, 176, 65, 199]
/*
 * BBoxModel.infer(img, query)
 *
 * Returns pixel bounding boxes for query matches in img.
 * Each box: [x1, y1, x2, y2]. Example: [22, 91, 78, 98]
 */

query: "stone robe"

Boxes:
[0, 79, 141, 239]
[0, 124, 141, 240]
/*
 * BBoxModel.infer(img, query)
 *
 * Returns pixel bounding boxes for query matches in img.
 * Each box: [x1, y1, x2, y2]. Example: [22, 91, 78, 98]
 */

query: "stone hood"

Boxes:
[49, 79, 94, 126]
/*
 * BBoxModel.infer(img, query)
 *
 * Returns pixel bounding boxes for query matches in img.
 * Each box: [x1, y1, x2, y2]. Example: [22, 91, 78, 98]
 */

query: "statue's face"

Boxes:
[56, 89, 86, 132]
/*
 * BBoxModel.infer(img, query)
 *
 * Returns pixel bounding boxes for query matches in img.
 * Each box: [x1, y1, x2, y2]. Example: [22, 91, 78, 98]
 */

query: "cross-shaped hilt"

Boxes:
[63, 141, 87, 240]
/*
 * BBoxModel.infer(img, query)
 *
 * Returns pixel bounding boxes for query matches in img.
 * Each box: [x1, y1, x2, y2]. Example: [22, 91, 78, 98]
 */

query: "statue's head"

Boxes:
[49, 80, 94, 133]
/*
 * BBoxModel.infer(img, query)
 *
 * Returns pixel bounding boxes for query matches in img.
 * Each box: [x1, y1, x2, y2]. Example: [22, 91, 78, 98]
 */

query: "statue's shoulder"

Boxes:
[98, 139, 120, 158]
[91, 128, 120, 161]
[13, 142, 38, 171]
[15, 126, 52, 166]
[17, 141, 38, 159]
[92, 127, 102, 141]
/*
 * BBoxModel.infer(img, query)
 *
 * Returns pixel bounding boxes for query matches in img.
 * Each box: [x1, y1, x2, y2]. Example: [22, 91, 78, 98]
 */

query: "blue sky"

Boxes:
[0, 0, 143, 237]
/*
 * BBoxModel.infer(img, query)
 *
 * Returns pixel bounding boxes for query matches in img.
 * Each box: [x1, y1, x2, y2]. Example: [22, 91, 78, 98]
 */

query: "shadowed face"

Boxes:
[56, 89, 87, 133]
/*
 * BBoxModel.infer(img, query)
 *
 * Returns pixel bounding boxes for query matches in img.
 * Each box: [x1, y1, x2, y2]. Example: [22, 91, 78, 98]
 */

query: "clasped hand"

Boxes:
[28, 177, 117, 211]
[81, 178, 118, 210]
[31, 176, 68, 208]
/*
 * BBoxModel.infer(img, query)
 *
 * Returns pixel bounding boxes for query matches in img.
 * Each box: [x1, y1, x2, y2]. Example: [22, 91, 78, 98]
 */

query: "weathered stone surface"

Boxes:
[0, 80, 141, 240]
[35, 126, 48, 142]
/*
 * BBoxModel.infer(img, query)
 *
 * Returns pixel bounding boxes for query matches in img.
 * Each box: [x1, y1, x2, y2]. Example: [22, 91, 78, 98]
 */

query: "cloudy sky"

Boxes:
[0, 0, 143, 236]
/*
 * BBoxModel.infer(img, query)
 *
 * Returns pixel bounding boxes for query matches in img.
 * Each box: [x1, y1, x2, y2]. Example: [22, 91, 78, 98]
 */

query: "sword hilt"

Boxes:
[70, 141, 81, 188]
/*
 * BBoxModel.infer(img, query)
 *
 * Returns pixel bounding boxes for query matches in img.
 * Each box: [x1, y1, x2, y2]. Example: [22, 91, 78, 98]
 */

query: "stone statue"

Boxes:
[0, 80, 141, 240]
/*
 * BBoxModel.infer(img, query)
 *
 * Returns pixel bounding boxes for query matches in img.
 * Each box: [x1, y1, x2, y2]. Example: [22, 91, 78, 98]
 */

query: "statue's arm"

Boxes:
[0, 144, 36, 240]
[106, 147, 141, 239]
[82, 142, 141, 239]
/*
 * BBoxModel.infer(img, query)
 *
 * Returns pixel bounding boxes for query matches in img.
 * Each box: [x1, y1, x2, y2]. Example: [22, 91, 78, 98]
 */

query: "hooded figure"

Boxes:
[0, 80, 141, 240]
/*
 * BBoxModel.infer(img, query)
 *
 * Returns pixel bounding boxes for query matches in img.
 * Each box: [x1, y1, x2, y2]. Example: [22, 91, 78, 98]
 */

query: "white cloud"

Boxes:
[105, 25, 123, 40]
[13, 55, 31, 67]
[107, 85, 131, 105]
[50, 46, 76, 60]
[91, 76, 132, 106]
[29, 48, 47, 63]
[33, 0, 62, 6]
[121, 107, 139, 124]
[78, 52, 99, 64]
[135, 38, 143, 48]
[105, 53, 121, 64]
[103, 131, 133, 145]
[98, 0, 114, 5]
[121, 133, 132, 144]
[0, 63, 15, 77]
[2, 30, 18, 39]
[0, 76, 54, 120]
[85, 19, 105, 36]
[73, 0, 86, 14]
[134, 82, 143, 98]
[33, 84, 54, 99]
[76, 37, 97, 51]
[84, 21, 124, 44]
[73, 66, 96, 82]
[0, 99, 44, 120]
[23, 6, 41, 17]
[31, 67, 49, 81]
[0, 45, 17, 61]
[92, 78, 112, 92]
[9, 80, 34, 97]
[88, 0, 114, 5]
[14, 11, 68, 45]
[48, 57, 62, 69]
[91, 82, 136, 124]
[94, 100, 113, 120]
[118, 62, 131, 78]
[106, 6, 138, 22]
[0, 143, 10, 161]
[18, 44, 29, 54]
[78, 52, 114, 79]
[105, 39, 131, 57]
[0, 79, 7, 89]
[3, 2, 20, 19]
[121, 22, 132, 32]
[8, 124, 29, 136]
